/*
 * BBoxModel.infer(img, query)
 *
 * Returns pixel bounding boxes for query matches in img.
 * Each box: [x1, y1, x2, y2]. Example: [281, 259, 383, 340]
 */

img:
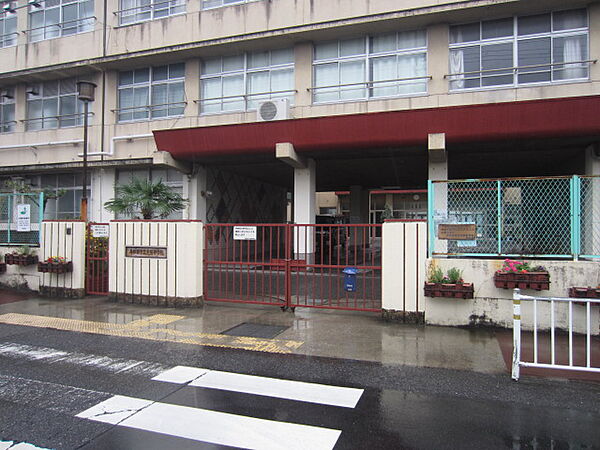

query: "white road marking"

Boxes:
[0, 441, 51, 449]
[77, 395, 341, 450]
[153, 365, 364, 408]
[0, 342, 169, 376]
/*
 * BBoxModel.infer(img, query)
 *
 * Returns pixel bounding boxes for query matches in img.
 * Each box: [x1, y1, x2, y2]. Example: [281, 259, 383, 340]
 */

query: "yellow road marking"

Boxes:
[0, 313, 304, 354]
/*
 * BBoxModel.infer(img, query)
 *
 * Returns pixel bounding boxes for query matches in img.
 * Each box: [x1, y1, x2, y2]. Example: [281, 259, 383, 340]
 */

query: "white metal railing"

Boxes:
[512, 288, 600, 381]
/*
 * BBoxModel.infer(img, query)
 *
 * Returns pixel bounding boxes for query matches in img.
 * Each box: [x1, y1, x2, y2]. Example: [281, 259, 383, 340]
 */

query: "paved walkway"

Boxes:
[0, 291, 507, 375]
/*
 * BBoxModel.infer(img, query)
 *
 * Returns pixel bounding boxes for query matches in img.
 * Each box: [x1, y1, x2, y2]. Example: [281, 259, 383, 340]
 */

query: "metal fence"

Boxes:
[0, 192, 44, 246]
[428, 175, 600, 259]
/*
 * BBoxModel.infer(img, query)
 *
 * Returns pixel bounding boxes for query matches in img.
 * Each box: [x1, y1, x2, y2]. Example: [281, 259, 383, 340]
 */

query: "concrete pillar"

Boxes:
[590, 4, 600, 83]
[293, 159, 316, 260]
[428, 133, 448, 255]
[90, 168, 116, 222]
[427, 23, 450, 96]
[294, 42, 313, 109]
[185, 60, 201, 118]
[348, 185, 369, 248]
[188, 165, 208, 221]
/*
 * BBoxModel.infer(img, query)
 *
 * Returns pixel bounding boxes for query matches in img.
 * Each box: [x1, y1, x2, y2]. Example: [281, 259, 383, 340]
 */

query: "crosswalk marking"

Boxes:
[0, 441, 50, 450]
[153, 365, 364, 408]
[77, 395, 342, 450]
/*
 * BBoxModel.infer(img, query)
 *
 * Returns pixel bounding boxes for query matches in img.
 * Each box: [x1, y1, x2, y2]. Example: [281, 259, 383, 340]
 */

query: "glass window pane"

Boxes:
[397, 30, 426, 49]
[45, 8, 61, 38]
[153, 65, 168, 81]
[222, 55, 244, 72]
[482, 18, 513, 39]
[518, 14, 551, 36]
[553, 9, 587, 31]
[315, 41, 338, 60]
[371, 56, 397, 97]
[449, 45, 481, 89]
[339, 60, 365, 99]
[247, 71, 269, 95]
[151, 83, 168, 117]
[314, 64, 338, 102]
[202, 77, 221, 99]
[169, 63, 185, 79]
[397, 53, 427, 94]
[553, 35, 588, 80]
[481, 42, 513, 86]
[202, 58, 222, 75]
[134, 68, 150, 83]
[271, 48, 293, 65]
[270, 68, 293, 92]
[119, 71, 134, 86]
[222, 74, 243, 96]
[371, 33, 396, 53]
[58, 190, 75, 214]
[518, 37, 551, 83]
[450, 23, 480, 44]
[133, 86, 149, 119]
[248, 51, 269, 69]
[340, 38, 365, 57]
[62, 3, 78, 35]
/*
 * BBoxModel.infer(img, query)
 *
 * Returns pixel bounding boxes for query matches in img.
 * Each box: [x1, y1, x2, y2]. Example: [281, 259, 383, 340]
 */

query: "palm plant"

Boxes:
[104, 178, 188, 219]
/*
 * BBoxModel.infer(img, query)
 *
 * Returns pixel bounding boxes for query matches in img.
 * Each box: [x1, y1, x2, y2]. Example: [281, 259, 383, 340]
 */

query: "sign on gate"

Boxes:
[16, 204, 31, 232]
[90, 224, 109, 238]
[233, 226, 257, 240]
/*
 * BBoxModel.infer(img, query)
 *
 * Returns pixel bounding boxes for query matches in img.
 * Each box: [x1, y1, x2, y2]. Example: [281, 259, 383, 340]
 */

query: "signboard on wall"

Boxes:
[125, 246, 167, 258]
[90, 224, 109, 238]
[438, 223, 477, 240]
[233, 226, 257, 241]
[16, 204, 31, 232]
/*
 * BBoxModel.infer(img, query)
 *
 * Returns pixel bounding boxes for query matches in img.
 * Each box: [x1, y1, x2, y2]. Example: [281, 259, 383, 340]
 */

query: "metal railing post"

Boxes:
[512, 288, 521, 381]
[572, 176, 581, 260]
[497, 180, 502, 255]
[38, 191, 44, 245]
[7, 193, 12, 245]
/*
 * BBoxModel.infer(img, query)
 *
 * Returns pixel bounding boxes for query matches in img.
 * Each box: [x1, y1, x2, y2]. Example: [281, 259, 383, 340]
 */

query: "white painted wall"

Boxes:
[0, 246, 42, 291]
[426, 258, 600, 334]
[39, 221, 87, 295]
[108, 221, 203, 302]
[382, 221, 427, 314]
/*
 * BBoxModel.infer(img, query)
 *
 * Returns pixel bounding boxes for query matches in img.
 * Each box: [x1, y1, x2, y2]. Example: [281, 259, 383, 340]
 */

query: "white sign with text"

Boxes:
[233, 226, 257, 241]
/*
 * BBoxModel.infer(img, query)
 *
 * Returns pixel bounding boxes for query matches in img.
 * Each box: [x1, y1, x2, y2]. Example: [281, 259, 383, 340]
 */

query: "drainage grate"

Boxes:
[221, 323, 289, 339]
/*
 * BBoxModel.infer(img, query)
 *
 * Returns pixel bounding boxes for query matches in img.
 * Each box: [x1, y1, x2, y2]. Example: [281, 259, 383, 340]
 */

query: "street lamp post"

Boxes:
[77, 81, 96, 221]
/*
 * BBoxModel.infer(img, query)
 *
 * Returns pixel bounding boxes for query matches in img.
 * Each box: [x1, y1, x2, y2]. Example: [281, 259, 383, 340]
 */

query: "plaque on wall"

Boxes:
[125, 246, 167, 258]
[438, 224, 477, 241]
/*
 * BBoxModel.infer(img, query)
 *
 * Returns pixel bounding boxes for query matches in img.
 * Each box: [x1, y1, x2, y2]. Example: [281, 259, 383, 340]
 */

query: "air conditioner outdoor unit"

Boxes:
[256, 98, 290, 122]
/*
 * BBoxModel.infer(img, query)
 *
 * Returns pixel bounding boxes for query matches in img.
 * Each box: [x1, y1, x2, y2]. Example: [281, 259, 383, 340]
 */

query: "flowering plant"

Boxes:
[498, 259, 546, 273]
[45, 256, 67, 264]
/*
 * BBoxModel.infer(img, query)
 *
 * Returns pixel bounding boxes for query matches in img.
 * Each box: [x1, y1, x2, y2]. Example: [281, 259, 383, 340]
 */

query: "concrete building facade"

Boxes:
[0, 0, 599, 226]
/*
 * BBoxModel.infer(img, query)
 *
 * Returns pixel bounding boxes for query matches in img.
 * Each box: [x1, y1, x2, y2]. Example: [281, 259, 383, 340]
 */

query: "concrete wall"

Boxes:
[39, 221, 87, 298]
[426, 258, 600, 334]
[108, 220, 203, 306]
[382, 221, 427, 323]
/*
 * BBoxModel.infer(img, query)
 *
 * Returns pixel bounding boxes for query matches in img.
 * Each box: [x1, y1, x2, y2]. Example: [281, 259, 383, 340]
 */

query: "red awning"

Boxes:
[153, 95, 600, 159]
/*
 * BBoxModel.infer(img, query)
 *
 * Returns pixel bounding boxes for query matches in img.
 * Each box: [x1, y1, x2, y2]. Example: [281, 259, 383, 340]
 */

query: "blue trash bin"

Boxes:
[343, 267, 358, 292]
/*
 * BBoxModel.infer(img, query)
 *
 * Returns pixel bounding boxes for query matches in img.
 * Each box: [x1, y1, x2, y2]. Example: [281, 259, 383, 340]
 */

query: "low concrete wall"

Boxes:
[108, 220, 203, 307]
[39, 221, 87, 298]
[382, 221, 427, 323]
[426, 258, 600, 334]
[0, 245, 41, 291]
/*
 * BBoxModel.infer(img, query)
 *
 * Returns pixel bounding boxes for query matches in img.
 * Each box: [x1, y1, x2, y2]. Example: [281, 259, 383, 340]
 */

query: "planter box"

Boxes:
[569, 287, 600, 299]
[0, 262, 6, 274]
[493, 271, 550, 291]
[5, 254, 38, 266]
[424, 282, 474, 299]
[37, 261, 73, 274]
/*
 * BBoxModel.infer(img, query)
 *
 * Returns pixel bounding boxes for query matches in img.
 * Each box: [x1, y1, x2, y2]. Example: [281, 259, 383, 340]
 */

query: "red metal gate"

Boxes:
[204, 223, 381, 311]
[86, 222, 109, 295]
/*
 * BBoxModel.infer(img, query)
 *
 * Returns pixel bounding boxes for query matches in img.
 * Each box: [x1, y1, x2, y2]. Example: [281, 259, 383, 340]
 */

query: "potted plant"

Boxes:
[37, 256, 73, 274]
[424, 266, 474, 299]
[5, 246, 38, 266]
[568, 286, 600, 307]
[0, 253, 6, 274]
[493, 259, 550, 290]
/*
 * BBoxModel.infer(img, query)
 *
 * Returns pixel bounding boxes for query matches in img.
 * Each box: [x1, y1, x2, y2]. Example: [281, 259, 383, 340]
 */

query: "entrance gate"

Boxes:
[86, 222, 109, 295]
[204, 224, 381, 311]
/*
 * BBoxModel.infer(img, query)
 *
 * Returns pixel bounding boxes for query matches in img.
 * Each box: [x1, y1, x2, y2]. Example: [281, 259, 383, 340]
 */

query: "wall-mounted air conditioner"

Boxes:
[256, 98, 290, 122]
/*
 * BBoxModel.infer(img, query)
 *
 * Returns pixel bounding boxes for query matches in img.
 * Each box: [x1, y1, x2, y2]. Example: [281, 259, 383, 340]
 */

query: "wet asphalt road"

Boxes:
[0, 322, 599, 449]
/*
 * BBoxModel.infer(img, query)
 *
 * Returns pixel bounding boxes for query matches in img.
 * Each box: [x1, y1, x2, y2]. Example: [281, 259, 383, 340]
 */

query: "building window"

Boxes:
[200, 49, 294, 114]
[29, 0, 94, 43]
[38, 173, 89, 220]
[26, 79, 87, 131]
[202, 0, 259, 10]
[449, 9, 589, 90]
[116, 168, 184, 219]
[0, 89, 15, 133]
[117, 0, 184, 25]
[117, 64, 186, 122]
[312, 31, 428, 103]
[0, 3, 17, 48]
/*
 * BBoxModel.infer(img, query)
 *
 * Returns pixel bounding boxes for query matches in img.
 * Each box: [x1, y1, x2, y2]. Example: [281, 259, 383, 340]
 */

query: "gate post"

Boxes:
[381, 220, 427, 323]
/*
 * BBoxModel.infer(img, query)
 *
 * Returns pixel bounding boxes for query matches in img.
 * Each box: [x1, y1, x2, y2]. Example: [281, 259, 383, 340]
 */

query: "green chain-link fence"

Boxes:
[0, 192, 44, 246]
[428, 176, 599, 259]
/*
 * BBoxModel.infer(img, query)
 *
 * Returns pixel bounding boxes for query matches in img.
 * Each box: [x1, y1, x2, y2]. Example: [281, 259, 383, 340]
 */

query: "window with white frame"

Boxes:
[117, 63, 186, 122]
[313, 31, 428, 103]
[200, 49, 294, 114]
[26, 78, 86, 131]
[449, 9, 589, 90]
[115, 168, 184, 219]
[202, 0, 259, 10]
[38, 173, 89, 220]
[118, 0, 184, 26]
[0, 89, 15, 133]
[0, 3, 17, 48]
[29, 0, 94, 42]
